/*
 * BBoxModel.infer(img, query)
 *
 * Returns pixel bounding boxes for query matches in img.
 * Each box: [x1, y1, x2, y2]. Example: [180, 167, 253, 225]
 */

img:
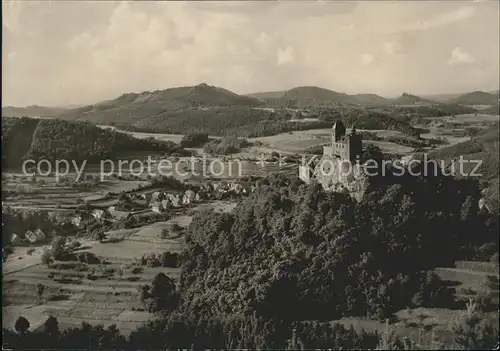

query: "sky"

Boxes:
[2, 0, 499, 107]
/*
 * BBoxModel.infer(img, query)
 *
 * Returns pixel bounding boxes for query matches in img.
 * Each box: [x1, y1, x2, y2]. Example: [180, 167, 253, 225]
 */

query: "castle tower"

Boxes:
[346, 124, 362, 163]
[332, 120, 346, 142]
[327, 121, 362, 163]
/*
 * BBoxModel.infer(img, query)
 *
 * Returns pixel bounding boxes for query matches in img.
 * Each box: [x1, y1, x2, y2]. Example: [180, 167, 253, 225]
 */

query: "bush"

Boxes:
[131, 267, 142, 274]
[160, 229, 169, 239]
[451, 298, 499, 349]
[180, 132, 209, 148]
[490, 253, 499, 265]
[160, 251, 181, 268]
[41, 250, 54, 266]
[475, 242, 498, 261]
[51, 236, 66, 259]
[68, 240, 81, 251]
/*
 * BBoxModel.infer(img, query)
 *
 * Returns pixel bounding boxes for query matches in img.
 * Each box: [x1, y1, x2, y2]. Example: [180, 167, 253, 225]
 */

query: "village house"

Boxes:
[167, 194, 181, 208]
[161, 199, 170, 211]
[151, 202, 163, 214]
[34, 229, 46, 242]
[10, 233, 22, 245]
[71, 214, 82, 228]
[25, 229, 45, 244]
[150, 191, 164, 204]
[92, 209, 105, 220]
[182, 190, 196, 205]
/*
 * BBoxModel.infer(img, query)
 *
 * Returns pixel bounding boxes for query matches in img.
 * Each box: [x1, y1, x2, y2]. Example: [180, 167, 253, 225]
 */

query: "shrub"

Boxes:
[14, 316, 30, 335]
[41, 250, 54, 266]
[490, 253, 499, 265]
[51, 236, 66, 259]
[131, 267, 142, 274]
[451, 298, 499, 349]
[68, 240, 81, 251]
[160, 229, 169, 239]
[160, 251, 181, 268]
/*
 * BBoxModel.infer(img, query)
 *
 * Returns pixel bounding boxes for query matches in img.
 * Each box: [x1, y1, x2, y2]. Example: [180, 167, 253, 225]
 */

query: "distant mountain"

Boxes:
[59, 83, 263, 124]
[247, 86, 391, 106]
[2, 117, 185, 169]
[2, 105, 68, 118]
[282, 86, 352, 103]
[420, 93, 464, 103]
[391, 93, 434, 105]
[451, 91, 498, 105]
[350, 94, 390, 106]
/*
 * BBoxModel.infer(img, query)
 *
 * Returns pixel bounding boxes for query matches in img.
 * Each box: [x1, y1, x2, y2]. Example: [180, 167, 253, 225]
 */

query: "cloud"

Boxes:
[448, 47, 475, 65]
[277, 46, 295, 66]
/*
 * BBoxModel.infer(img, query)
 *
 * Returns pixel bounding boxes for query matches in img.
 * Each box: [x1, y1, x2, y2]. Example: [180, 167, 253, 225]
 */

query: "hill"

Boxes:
[2, 117, 186, 169]
[2, 105, 68, 118]
[391, 93, 434, 105]
[349, 93, 390, 106]
[282, 86, 352, 103]
[451, 91, 499, 105]
[59, 83, 263, 124]
[247, 87, 391, 106]
[245, 91, 286, 99]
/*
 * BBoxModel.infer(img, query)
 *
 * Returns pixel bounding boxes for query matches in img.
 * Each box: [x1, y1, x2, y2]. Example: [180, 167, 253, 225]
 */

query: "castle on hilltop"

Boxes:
[323, 120, 362, 162]
[299, 120, 368, 201]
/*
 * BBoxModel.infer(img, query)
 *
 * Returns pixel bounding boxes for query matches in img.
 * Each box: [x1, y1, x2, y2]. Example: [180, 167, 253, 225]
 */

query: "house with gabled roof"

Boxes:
[34, 229, 46, 242]
[25, 230, 37, 244]
[10, 233, 22, 245]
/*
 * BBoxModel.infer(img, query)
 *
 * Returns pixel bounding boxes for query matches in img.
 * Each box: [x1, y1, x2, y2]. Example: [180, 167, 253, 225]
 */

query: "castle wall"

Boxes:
[323, 146, 333, 157]
[312, 155, 369, 202]
[299, 165, 312, 184]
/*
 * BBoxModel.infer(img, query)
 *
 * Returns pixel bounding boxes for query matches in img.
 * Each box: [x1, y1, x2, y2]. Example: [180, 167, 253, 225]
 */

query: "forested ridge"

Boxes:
[2, 117, 186, 168]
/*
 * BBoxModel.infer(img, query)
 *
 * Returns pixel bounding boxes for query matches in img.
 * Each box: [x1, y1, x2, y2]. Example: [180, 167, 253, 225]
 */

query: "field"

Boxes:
[2, 200, 237, 334]
[2, 173, 149, 210]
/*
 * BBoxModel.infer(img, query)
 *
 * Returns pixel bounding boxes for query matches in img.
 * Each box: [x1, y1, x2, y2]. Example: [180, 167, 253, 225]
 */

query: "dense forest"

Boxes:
[179, 170, 498, 321]
[426, 125, 499, 213]
[102, 105, 419, 138]
[2, 117, 187, 168]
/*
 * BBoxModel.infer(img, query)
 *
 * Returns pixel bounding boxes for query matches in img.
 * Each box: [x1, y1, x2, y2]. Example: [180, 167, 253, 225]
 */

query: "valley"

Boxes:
[2, 84, 499, 349]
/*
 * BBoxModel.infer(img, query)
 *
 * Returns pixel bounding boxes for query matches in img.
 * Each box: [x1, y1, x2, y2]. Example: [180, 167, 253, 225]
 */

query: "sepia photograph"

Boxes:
[2, 0, 499, 349]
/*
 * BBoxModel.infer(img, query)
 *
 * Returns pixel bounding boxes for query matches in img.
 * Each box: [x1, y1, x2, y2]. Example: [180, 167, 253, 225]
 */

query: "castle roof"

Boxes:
[332, 120, 345, 131]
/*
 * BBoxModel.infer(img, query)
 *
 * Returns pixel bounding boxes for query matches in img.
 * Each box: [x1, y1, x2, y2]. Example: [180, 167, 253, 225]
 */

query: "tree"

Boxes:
[116, 267, 124, 280]
[68, 240, 81, 251]
[150, 273, 177, 311]
[43, 316, 60, 339]
[94, 230, 106, 243]
[51, 236, 66, 258]
[451, 298, 499, 349]
[15, 316, 30, 335]
[36, 283, 45, 303]
[41, 250, 54, 266]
